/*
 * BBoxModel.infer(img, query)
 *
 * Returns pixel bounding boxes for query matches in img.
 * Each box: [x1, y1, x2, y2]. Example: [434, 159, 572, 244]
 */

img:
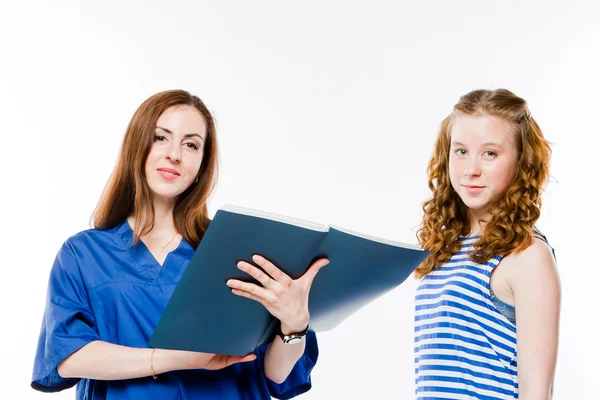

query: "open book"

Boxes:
[148, 205, 429, 356]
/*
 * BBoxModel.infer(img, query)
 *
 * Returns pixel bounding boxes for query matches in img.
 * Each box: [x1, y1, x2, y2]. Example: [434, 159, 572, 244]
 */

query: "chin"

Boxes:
[459, 198, 490, 213]
[148, 185, 186, 201]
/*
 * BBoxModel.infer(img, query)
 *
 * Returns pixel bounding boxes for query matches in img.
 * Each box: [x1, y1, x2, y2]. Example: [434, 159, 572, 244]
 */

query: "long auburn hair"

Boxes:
[415, 89, 551, 278]
[92, 89, 218, 248]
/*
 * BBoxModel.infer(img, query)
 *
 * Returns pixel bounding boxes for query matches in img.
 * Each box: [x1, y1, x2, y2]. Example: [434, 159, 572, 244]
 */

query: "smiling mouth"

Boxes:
[157, 169, 181, 181]
[157, 168, 180, 176]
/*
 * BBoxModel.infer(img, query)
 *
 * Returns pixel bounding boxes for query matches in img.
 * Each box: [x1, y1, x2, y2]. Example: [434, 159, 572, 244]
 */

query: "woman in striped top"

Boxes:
[414, 89, 560, 399]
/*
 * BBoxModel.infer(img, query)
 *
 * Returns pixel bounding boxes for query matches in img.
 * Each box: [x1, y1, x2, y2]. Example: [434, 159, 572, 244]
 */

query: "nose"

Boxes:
[463, 156, 481, 177]
[167, 142, 181, 163]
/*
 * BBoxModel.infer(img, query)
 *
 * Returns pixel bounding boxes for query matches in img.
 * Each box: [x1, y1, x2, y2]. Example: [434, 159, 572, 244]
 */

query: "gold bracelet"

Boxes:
[151, 348, 158, 379]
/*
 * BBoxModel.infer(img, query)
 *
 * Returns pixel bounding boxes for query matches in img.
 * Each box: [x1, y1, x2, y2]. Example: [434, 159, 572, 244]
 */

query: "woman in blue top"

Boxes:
[31, 89, 329, 400]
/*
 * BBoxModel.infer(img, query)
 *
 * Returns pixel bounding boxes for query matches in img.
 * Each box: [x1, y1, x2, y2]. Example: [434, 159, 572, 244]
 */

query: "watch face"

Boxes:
[284, 336, 304, 344]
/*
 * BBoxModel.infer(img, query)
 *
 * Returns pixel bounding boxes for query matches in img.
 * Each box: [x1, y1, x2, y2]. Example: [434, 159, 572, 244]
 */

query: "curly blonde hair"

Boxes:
[415, 89, 552, 278]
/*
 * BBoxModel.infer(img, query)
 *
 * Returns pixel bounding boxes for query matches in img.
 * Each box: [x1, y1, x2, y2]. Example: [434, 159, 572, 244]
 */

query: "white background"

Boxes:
[2, 1, 599, 399]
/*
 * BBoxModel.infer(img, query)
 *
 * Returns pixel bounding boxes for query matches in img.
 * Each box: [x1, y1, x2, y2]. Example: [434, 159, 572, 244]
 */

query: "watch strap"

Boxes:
[278, 324, 309, 344]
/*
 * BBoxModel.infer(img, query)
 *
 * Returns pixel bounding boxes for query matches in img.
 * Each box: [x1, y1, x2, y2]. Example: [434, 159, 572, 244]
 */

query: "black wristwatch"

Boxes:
[278, 324, 309, 344]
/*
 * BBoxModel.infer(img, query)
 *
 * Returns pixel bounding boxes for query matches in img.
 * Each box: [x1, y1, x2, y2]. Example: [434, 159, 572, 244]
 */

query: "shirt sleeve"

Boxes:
[31, 241, 101, 392]
[254, 331, 319, 400]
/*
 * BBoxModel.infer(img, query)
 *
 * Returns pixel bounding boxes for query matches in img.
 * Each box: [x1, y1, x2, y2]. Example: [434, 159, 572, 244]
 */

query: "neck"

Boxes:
[152, 197, 177, 234]
[128, 196, 178, 236]
[468, 209, 490, 236]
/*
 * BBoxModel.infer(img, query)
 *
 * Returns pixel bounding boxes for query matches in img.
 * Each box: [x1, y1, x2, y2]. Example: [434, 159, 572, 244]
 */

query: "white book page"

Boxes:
[221, 204, 424, 250]
[220, 204, 328, 232]
[329, 225, 424, 250]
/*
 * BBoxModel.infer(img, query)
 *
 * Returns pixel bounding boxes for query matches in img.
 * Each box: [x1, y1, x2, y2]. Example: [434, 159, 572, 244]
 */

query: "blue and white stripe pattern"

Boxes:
[414, 236, 518, 399]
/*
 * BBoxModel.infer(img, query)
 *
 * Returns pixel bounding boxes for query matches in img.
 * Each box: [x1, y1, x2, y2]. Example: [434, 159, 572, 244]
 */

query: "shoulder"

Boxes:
[56, 222, 128, 268]
[47, 224, 130, 291]
[508, 236, 555, 266]
[64, 222, 127, 250]
[502, 236, 559, 293]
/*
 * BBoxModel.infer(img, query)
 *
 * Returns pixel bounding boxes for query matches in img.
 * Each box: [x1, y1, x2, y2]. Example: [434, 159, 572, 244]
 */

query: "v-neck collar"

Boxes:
[141, 233, 183, 267]
[114, 220, 195, 278]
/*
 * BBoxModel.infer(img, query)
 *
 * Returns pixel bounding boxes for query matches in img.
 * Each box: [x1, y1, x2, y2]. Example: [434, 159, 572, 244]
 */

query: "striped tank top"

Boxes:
[414, 236, 518, 399]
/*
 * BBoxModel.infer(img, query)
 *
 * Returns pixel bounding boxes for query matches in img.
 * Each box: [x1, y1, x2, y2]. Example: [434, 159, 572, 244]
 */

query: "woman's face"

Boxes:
[449, 113, 518, 219]
[145, 105, 207, 204]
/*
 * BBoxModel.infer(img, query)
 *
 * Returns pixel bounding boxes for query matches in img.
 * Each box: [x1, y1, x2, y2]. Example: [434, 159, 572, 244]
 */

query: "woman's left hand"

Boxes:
[226, 255, 330, 333]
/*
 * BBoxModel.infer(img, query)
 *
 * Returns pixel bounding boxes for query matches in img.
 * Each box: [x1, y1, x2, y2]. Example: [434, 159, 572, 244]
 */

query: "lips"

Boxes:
[462, 184, 485, 195]
[157, 168, 180, 181]
[157, 168, 180, 176]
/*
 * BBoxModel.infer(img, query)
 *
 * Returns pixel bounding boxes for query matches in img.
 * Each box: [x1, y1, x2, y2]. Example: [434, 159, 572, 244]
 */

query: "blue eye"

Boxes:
[455, 149, 467, 156]
[484, 151, 497, 157]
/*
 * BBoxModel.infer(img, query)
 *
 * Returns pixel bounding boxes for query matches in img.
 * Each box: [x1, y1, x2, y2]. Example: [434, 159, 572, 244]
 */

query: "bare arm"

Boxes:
[227, 255, 329, 384]
[57, 340, 256, 380]
[509, 239, 560, 399]
[263, 322, 308, 383]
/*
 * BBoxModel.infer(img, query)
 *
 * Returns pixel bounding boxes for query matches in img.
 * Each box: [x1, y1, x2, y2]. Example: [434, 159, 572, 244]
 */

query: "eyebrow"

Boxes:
[156, 126, 205, 142]
[451, 141, 504, 148]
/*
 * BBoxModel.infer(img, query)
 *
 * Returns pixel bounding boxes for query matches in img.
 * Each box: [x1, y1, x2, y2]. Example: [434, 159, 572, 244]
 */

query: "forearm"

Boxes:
[57, 340, 195, 380]
[264, 323, 306, 384]
[264, 336, 305, 384]
[227, 255, 327, 384]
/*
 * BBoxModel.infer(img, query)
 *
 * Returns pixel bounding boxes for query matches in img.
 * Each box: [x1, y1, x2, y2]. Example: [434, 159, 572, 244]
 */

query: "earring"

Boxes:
[194, 176, 199, 183]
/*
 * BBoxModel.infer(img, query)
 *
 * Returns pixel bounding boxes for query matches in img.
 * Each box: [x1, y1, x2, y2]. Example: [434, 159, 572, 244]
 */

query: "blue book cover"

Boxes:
[148, 205, 429, 356]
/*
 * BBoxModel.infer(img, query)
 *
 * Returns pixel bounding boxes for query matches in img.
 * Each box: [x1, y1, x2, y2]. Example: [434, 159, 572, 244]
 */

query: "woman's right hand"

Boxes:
[166, 349, 257, 371]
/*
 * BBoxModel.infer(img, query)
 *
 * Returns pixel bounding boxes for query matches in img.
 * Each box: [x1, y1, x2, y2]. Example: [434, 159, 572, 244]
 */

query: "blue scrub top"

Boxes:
[32, 220, 318, 399]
